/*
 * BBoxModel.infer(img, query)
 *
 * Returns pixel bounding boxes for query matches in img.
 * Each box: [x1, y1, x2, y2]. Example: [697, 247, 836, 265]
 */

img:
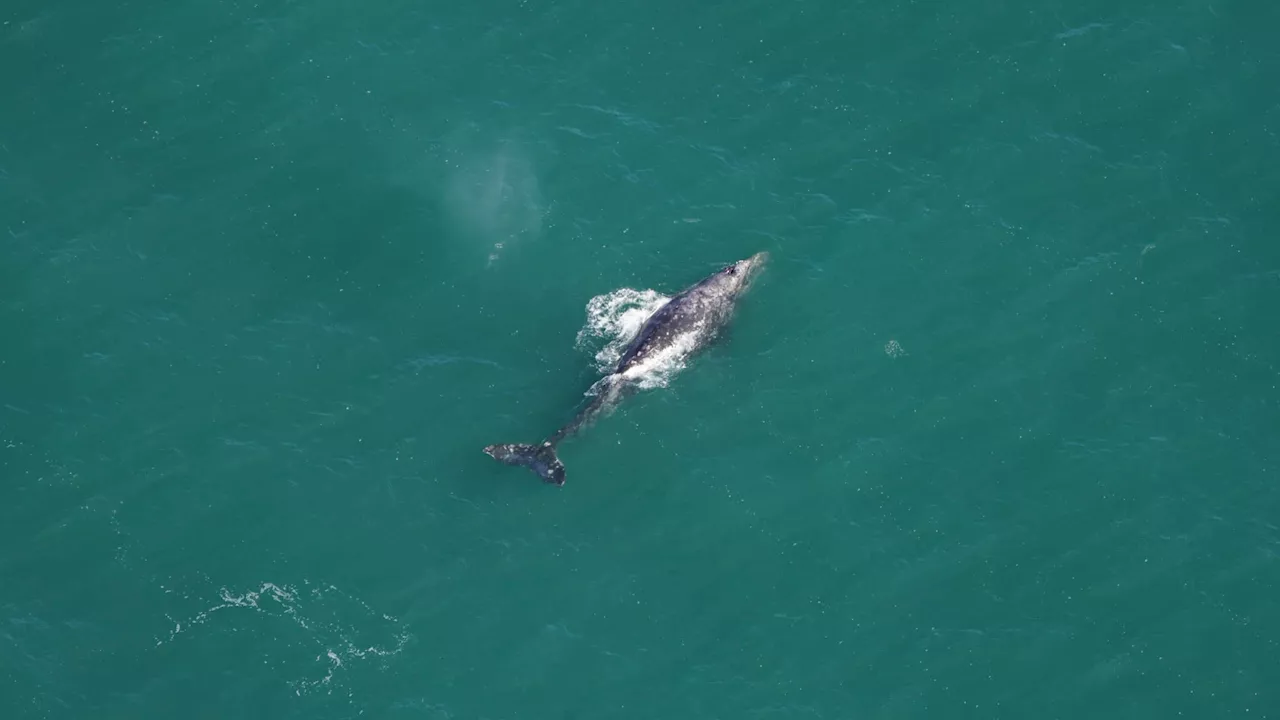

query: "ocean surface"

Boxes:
[3, 0, 1278, 717]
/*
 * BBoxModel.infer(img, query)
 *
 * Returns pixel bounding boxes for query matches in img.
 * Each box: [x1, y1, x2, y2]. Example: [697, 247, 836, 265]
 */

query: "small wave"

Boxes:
[574, 287, 669, 372]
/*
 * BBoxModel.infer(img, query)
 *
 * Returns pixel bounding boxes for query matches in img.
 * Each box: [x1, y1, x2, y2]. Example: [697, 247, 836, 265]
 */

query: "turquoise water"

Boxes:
[3, 0, 1278, 717]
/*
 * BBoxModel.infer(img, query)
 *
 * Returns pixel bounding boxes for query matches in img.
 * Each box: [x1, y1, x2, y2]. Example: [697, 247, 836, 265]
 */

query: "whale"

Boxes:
[483, 251, 769, 486]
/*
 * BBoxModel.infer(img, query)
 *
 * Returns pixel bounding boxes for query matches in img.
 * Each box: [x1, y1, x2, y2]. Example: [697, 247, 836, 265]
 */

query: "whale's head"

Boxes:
[712, 251, 769, 298]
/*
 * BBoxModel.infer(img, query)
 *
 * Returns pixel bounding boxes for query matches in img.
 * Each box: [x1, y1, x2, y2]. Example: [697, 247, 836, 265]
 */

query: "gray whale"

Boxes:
[483, 251, 769, 486]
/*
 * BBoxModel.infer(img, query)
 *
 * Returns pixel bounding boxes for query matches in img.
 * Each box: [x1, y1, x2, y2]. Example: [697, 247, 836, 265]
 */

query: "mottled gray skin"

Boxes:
[484, 251, 769, 486]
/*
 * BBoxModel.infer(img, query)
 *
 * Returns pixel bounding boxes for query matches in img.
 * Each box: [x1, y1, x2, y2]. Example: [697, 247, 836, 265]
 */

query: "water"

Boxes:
[2, 0, 1277, 718]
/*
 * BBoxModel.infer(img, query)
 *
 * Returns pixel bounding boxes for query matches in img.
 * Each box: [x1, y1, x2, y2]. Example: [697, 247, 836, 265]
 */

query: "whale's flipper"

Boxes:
[483, 441, 565, 486]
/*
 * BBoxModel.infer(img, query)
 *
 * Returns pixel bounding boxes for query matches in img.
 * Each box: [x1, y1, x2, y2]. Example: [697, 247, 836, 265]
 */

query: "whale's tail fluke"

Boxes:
[483, 441, 565, 486]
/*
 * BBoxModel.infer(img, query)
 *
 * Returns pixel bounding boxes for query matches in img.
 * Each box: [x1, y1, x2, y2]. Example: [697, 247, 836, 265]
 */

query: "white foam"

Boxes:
[574, 287, 700, 390]
[618, 326, 702, 390]
[574, 287, 670, 371]
[154, 580, 410, 697]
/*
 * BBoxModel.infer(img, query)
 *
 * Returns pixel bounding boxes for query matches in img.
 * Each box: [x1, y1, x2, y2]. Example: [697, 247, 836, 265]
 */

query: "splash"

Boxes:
[573, 287, 700, 390]
[617, 326, 702, 390]
[574, 288, 669, 371]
